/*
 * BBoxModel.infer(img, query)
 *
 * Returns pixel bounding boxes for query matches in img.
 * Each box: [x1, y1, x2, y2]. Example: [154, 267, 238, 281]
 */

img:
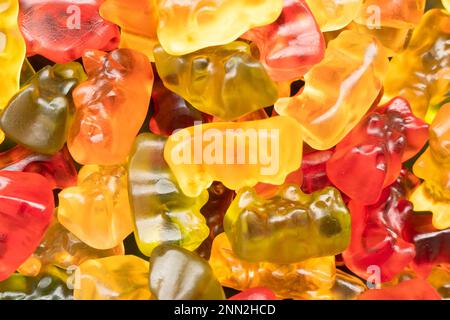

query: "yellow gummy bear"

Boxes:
[410, 103, 450, 230]
[305, 0, 362, 32]
[163, 116, 303, 197]
[381, 9, 450, 122]
[58, 165, 134, 250]
[275, 30, 388, 150]
[209, 233, 336, 300]
[154, 0, 283, 55]
[74, 255, 151, 300]
[0, 0, 26, 109]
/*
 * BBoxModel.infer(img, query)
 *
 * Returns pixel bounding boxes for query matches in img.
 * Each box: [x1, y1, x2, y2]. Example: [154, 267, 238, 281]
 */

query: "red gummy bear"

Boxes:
[0, 146, 77, 189]
[327, 97, 429, 205]
[358, 279, 441, 300]
[301, 149, 334, 194]
[19, 0, 119, 63]
[0, 171, 54, 281]
[242, 0, 324, 82]
[343, 170, 418, 282]
[229, 287, 278, 300]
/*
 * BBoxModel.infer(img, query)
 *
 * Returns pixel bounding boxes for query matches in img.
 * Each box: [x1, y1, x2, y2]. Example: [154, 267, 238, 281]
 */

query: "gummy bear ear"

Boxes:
[82, 49, 108, 75]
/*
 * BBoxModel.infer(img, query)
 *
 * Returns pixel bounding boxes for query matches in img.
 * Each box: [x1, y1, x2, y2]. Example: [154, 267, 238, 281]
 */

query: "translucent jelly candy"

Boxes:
[68, 48, 154, 165]
[154, 0, 283, 55]
[242, 0, 325, 82]
[0, 63, 86, 155]
[305, 0, 362, 32]
[209, 233, 336, 300]
[0, 146, 77, 189]
[0, 171, 54, 281]
[58, 165, 133, 250]
[100, 0, 158, 59]
[0, 0, 26, 109]
[410, 103, 450, 229]
[275, 30, 389, 150]
[353, 0, 426, 56]
[149, 245, 225, 300]
[358, 279, 441, 300]
[19, 0, 119, 63]
[18, 218, 124, 277]
[381, 9, 450, 122]
[0, 266, 72, 300]
[74, 255, 151, 300]
[128, 133, 209, 256]
[154, 42, 278, 121]
[224, 185, 350, 263]
[163, 116, 303, 197]
[326, 97, 429, 205]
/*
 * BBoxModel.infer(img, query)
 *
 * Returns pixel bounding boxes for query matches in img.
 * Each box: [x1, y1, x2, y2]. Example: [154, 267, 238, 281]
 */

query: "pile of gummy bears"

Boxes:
[0, 0, 448, 300]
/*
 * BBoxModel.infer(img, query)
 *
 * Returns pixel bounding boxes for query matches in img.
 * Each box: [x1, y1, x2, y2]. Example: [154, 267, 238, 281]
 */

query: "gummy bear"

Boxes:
[342, 171, 417, 282]
[127, 133, 209, 256]
[100, 0, 158, 59]
[58, 165, 133, 250]
[154, 42, 278, 121]
[0, 62, 87, 155]
[209, 233, 336, 300]
[163, 116, 303, 197]
[149, 245, 225, 300]
[196, 182, 235, 260]
[242, 0, 325, 82]
[327, 97, 429, 205]
[275, 30, 389, 150]
[410, 103, 450, 229]
[0, 0, 26, 109]
[0, 171, 54, 281]
[0, 266, 72, 300]
[19, 0, 119, 63]
[381, 9, 450, 122]
[154, 0, 283, 55]
[68, 48, 154, 165]
[224, 185, 350, 263]
[74, 255, 151, 300]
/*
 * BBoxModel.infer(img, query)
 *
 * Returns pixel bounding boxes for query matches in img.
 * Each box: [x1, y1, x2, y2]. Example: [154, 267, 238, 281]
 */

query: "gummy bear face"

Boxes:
[155, 0, 283, 55]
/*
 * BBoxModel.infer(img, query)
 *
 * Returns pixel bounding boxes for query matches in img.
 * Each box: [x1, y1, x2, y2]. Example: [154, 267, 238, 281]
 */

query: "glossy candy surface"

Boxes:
[224, 185, 351, 263]
[154, 0, 283, 55]
[275, 30, 389, 150]
[0, 63, 86, 154]
[242, 0, 325, 82]
[68, 48, 153, 165]
[154, 42, 278, 121]
[0, 171, 54, 281]
[163, 116, 303, 197]
[0, 0, 26, 109]
[19, 0, 120, 63]
[128, 133, 209, 257]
